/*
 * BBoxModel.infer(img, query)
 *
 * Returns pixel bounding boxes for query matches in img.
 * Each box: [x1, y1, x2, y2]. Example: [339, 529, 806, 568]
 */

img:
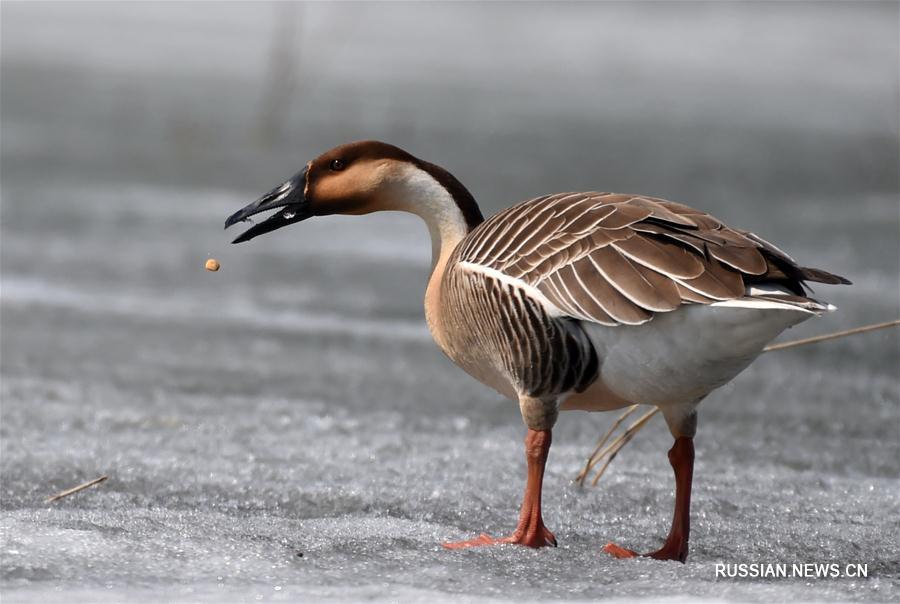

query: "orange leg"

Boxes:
[604, 436, 694, 562]
[444, 429, 557, 549]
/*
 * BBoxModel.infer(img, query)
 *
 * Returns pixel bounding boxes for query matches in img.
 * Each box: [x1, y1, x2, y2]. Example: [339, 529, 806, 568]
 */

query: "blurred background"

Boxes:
[2, 2, 898, 602]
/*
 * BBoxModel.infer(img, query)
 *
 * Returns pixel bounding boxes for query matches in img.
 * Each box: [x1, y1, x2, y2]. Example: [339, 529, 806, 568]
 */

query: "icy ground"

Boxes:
[1, 180, 897, 602]
[2, 2, 898, 601]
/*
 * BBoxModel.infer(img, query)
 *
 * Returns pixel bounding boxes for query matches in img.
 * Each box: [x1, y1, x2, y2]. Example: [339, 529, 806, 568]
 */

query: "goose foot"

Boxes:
[602, 541, 687, 562]
[603, 436, 694, 563]
[444, 428, 556, 550]
[444, 525, 557, 549]
[603, 542, 639, 558]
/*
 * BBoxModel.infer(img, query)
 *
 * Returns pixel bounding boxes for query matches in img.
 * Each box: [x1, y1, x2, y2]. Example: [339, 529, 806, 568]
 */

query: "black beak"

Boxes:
[224, 167, 311, 243]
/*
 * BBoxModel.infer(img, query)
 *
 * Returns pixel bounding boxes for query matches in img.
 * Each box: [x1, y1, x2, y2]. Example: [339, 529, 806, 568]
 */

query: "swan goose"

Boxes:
[225, 140, 849, 562]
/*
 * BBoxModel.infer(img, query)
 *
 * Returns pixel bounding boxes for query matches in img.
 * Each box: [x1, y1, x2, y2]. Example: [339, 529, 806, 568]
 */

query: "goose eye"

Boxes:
[329, 159, 345, 171]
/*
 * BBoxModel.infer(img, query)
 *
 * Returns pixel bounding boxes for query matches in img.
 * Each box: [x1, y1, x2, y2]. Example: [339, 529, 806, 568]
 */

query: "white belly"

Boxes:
[567, 303, 816, 410]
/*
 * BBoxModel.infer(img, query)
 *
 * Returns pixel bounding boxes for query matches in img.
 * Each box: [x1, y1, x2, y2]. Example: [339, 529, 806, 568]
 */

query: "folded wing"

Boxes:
[455, 193, 850, 326]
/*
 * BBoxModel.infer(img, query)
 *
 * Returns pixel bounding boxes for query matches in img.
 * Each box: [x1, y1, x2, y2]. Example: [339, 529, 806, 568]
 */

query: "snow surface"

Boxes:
[2, 182, 897, 602]
[2, 2, 898, 602]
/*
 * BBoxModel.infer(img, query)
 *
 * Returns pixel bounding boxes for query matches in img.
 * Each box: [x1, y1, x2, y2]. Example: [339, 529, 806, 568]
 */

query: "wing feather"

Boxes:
[630, 222, 708, 255]
[676, 256, 746, 300]
[611, 234, 705, 279]
[543, 270, 612, 323]
[558, 261, 652, 325]
[632, 262, 684, 308]
[597, 204, 654, 230]
[587, 247, 681, 312]
[477, 204, 545, 263]
[589, 228, 634, 248]
[708, 243, 768, 275]
[623, 196, 699, 227]
[675, 282, 718, 304]
[563, 204, 618, 234]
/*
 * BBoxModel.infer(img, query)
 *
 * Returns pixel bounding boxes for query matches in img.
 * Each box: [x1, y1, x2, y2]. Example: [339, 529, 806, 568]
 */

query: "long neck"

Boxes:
[384, 162, 483, 349]
[415, 190, 470, 271]
[391, 163, 483, 272]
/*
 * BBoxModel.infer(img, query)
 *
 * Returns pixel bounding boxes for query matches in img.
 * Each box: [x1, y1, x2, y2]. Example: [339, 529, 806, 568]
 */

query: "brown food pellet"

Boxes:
[205, 258, 220, 272]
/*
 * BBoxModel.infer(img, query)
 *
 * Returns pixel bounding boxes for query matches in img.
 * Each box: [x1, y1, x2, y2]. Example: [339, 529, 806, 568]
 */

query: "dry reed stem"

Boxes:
[577, 319, 900, 486]
[575, 404, 639, 486]
[45, 475, 108, 503]
[761, 319, 900, 352]
[590, 407, 658, 486]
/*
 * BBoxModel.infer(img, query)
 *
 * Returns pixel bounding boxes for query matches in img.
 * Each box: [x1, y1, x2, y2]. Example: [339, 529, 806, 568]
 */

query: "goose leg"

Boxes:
[443, 428, 557, 549]
[603, 436, 694, 562]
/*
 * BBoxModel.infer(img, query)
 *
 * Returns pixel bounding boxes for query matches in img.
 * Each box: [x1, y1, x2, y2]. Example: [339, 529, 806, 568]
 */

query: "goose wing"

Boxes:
[455, 193, 849, 326]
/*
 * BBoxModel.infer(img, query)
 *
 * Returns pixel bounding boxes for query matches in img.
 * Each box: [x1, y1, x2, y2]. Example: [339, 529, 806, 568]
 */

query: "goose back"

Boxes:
[452, 192, 849, 327]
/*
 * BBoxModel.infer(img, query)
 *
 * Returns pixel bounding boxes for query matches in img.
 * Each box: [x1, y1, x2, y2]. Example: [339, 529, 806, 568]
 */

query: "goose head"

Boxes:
[225, 140, 483, 244]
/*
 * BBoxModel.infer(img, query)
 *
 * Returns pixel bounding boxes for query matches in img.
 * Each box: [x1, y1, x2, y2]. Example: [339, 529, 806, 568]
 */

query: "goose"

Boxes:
[224, 140, 849, 562]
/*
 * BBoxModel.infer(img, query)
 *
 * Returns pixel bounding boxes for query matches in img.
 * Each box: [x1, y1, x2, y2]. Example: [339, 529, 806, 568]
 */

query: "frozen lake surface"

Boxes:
[2, 2, 898, 602]
[2, 181, 897, 602]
